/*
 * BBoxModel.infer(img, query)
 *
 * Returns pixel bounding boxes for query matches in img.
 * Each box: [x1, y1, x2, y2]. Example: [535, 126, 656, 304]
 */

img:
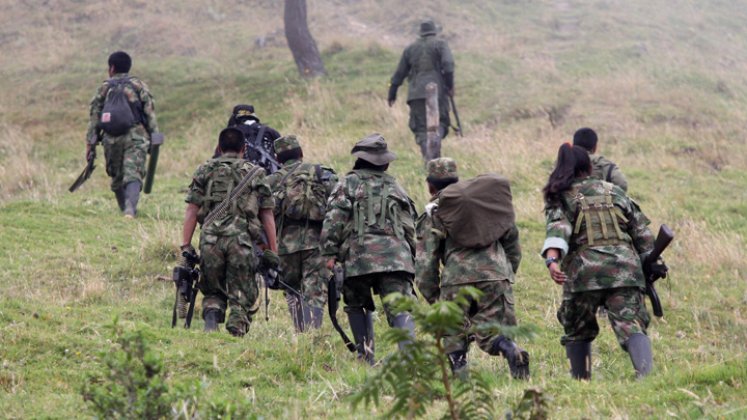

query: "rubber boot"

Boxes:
[448, 350, 469, 379]
[347, 308, 375, 365]
[114, 188, 126, 212]
[286, 294, 305, 333]
[203, 309, 220, 332]
[391, 312, 416, 351]
[626, 333, 653, 378]
[490, 336, 530, 380]
[123, 181, 141, 218]
[565, 341, 592, 380]
[308, 306, 324, 329]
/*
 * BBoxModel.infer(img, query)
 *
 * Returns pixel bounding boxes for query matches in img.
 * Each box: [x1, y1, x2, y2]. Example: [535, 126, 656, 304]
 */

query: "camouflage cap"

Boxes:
[274, 135, 302, 154]
[426, 157, 458, 182]
[232, 104, 259, 122]
[419, 19, 439, 37]
[351, 133, 397, 165]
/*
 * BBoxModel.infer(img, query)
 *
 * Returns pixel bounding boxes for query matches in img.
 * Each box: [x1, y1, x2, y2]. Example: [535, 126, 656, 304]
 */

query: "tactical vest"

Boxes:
[347, 171, 411, 245]
[197, 158, 256, 228]
[568, 183, 630, 248]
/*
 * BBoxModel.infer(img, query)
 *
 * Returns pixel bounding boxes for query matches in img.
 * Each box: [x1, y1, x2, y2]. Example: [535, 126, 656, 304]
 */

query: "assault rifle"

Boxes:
[449, 96, 463, 138]
[172, 250, 200, 328]
[69, 142, 98, 192]
[643, 224, 674, 318]
[328, 264, 356, 352]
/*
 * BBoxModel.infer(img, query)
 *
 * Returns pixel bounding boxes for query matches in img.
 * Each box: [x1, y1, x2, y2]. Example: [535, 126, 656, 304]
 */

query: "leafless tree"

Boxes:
[284, 0, 326, 78]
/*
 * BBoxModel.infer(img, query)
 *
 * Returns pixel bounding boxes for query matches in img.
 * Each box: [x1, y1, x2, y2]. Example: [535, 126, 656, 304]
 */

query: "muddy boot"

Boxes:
[114, 188, 126, 212]
[448, 350, 469, 379]
[490, 336, 530, 380]
[347, 308, 375, 365]
[626, 333, 653, 378]
[203, 309, 220, 332]
[286, 294, 305, 333]
[391, 312, 415, 351]
[565, 341, 592, 380]
[123, 181, 141, 218]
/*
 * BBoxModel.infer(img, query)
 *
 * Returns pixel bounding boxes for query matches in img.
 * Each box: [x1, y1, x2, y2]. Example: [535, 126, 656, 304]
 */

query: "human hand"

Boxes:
[549, 262, 567, 285]
[326, 258, 336, 270]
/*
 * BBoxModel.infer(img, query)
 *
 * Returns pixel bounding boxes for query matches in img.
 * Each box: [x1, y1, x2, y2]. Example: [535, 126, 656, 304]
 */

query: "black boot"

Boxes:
[448, 350, 468, 379]
[347, 308, 375, 365]
[626, 333, 653, 378]
[490, 336, 530, 380]
[114, 188, 126, 212]
[307, 306, 324, 329]
[565, 341, 592, 380]
[123, 181, 141, 218]
[203, 309, 220, 332]
[391, 312, 415, 351]
[286, 294, 305, 333]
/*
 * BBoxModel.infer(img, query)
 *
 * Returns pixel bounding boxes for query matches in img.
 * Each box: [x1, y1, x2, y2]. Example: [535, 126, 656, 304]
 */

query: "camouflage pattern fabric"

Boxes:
[266, 158, 338, 254]
[185, 153, 274, 238]
[198, 232, 261, 336]
[391, 35, 454, 102]
[274, 135, 301, 154]
[408, 98, 450, 148]
[558, 287, 650, 346]
[426, 157, 458, 181]
[279, 248, 330, 309]
[541, 178, 654, 293]
[590, 154, 628, 192]
[102, 132, 149, 191]
[441, 280, 517, 354]
[320, 169, 417, 277]
[342, 271, 415, 325]
[86, 73, 159, 191]
[416, 196, 522, 304]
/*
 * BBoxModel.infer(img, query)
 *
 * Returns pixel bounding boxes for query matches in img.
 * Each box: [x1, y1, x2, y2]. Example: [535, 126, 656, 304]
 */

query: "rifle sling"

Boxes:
[327, 277, 356, 352]
[203, 165, 263, 227]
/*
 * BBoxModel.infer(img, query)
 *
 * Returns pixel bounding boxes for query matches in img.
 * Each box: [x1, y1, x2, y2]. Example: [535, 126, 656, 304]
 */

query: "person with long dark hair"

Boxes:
[541, 143, 661, 379]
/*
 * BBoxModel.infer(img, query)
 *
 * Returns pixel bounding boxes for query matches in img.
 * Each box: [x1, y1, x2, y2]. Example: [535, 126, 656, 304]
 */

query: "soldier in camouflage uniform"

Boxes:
[181, 127, 278, 337]
[320, 134, 417, 364]
[541, 143, 658, 379]
[266, 135, 338, 332]
[388, 19, 454, 160]
[85, 51, 161, 217]
[416, 158, 530, 380]
[573, 127, 628, 192]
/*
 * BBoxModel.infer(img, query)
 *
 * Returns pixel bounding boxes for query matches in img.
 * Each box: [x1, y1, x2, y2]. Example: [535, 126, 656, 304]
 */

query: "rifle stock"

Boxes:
[328, 264, 356, 352]
[643, 224, 674, 317]
[69, 144, 98, 192]
[172, 250, 200, 328]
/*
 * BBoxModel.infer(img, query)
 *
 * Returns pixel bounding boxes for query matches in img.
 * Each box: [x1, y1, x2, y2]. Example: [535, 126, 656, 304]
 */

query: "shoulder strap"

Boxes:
[606, 164, 614, 182]
[254, 124, 267, 147]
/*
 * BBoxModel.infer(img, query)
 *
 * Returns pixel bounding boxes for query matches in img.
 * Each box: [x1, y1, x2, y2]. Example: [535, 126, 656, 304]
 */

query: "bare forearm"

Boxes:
[182, 204, 199, 247]
[259, 208, 278, 252]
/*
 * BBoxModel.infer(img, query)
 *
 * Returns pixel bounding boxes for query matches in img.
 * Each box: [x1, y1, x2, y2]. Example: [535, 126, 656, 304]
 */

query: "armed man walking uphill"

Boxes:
[180, 128, 279, 337]
[320, 134, 418, 364]
[415, 158, 530, 380]
[213, 104, 283, 174]
[388, 19, 455, 161]
[83, 51, 163, 217]
[266, 135, 338, 333]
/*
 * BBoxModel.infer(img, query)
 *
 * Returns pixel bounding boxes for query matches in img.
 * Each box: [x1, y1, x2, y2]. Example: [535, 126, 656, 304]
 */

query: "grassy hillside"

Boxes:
[1, 0, 746, 417]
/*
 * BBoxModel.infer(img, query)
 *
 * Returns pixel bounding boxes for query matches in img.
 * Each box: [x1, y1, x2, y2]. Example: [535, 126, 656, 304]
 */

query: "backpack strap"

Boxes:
[275, 162, 304, 235]
[606, 164, 615, 183]
[105, 77, 145, 125]
[254, 124, 267, 148]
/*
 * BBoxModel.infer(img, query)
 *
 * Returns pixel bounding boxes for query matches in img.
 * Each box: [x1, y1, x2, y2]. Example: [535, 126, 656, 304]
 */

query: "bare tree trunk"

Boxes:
[284, 0, 326, 78]
[425, 82, 441, 160]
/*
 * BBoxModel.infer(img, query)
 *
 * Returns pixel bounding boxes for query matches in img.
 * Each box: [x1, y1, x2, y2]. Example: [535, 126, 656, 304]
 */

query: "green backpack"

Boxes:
[278, 163, 329, 222]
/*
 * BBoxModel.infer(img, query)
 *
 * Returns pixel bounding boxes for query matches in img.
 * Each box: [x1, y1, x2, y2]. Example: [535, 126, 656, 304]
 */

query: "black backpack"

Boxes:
[98, 78, 142, 136]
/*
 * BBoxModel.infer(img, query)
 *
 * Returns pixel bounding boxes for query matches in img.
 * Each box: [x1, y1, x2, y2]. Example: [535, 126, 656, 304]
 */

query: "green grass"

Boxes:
[2, 0, 747, 418]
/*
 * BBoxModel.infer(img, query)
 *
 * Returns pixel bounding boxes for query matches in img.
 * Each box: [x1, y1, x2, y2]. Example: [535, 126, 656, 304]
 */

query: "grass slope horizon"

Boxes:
[1, 0, 746, 417]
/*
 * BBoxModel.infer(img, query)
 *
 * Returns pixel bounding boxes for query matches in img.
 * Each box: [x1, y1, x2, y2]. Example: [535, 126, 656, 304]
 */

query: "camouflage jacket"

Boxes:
[185, 153, 274, 238]
[320, 169, 417, 277]
[266, 158, 338, 255]
[541, 178, 654, 293]
[591, 154, 628, 192]
[86, 73, 159, 144]
[391, 35, 455, 102]
[416, 196, 522, 304]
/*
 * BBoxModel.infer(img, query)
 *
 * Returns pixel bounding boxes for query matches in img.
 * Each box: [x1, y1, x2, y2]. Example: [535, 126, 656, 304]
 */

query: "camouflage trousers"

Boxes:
[441, 280, 517, 354]
[103, 128, 149, 192]
[279, 248, 330, 309]
[342, 271, 415, 326]
[557, 286, 650, 347]
[407, 98, 450, 158]
[199, 232, 260, 336]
